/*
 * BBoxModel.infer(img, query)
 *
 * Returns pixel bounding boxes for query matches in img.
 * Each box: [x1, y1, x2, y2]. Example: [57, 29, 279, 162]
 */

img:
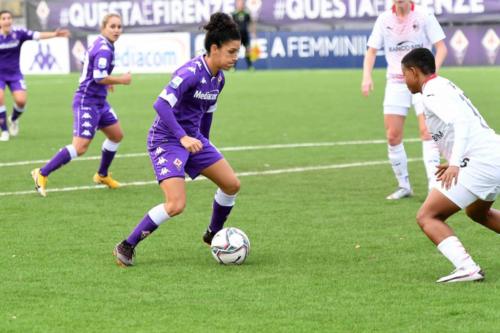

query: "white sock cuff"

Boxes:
[148, 204, 170, 226]
[65, 145, 78, 159]
[0, 105, 6, 113]
[437, 236, 459, 252]
[214, 188, 237, 207]
[14, 104, 25, 112]
[102, 139, 120, 152]
[388, 143, 404, 153]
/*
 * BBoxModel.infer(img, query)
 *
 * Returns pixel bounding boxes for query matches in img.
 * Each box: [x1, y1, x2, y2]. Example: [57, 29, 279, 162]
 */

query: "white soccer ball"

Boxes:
[210, 227, 250, 265]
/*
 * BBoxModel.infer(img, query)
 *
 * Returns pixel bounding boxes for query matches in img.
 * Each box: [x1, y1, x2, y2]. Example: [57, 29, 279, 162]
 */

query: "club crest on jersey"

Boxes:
[412, 21, 420, 32]
[173, 158, 183, 171]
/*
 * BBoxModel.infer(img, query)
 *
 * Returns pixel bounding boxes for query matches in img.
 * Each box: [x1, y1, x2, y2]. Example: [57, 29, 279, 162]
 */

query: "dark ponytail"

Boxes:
[203, 12, 240, 54]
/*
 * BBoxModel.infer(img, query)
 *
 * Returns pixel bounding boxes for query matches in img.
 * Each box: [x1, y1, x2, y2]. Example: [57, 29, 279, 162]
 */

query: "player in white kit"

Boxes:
[362, 0, 448, 199]
[402, 48, 500, 283]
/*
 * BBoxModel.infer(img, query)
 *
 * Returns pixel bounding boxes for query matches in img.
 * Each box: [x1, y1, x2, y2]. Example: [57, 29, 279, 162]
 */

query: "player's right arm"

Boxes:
[154, 70, 202, 153]
[362, 16, 383, 97]
[361, 47, 377, 97]
[92, 49, 132, 86]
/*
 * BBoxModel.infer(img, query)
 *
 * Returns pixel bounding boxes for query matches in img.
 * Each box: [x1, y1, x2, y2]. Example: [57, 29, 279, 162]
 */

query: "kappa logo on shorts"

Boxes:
[82, 112, 92, 119]
[173, 158, 183, 171]
[157, 157, 167, 165]
[160, 167, 170, 176]
[81, 130, 92, 137]
[82, 121, 92, 128]
[155, 147, 165, 156]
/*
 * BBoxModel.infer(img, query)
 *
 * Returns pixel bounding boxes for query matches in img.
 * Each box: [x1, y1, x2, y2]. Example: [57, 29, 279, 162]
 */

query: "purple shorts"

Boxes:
[0, 78, 26, 92]
[148, 135, 223, 181]
[72, 97, 118, 139]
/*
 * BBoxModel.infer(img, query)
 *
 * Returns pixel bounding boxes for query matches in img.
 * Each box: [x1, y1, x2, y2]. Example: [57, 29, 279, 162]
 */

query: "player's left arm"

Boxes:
[433, 40, 447, 73]
[38, 28, 71, 40]
[424, 93, 469, 189]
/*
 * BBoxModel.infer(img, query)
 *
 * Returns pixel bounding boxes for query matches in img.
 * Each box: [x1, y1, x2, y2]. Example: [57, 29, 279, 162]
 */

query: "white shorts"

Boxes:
[436, 158, 500, 209]
[383, 82, 424, 116]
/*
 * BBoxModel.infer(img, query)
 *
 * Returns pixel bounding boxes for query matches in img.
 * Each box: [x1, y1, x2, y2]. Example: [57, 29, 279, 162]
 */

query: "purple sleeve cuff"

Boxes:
[153, 98, 187, 140]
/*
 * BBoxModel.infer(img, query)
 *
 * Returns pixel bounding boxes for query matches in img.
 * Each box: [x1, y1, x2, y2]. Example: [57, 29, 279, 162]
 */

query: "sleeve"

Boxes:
[424, 13, 446, 44]
[158, 69, 197, 109]
[423, 93, 469, 167]
[92, 49, 113, 82]
[367, 16, 384, 50]
[20, 29, 40, 43]
[200, 112, 214, 139]
[153, 98, 187, 140]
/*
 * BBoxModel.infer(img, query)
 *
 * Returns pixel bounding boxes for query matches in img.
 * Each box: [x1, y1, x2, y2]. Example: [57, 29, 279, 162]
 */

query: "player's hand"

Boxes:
[361, 78, 373, 97]
[438, 165, 459, 190]
[434, 163, 448, 179]
[107, 85, 115, 92]
[180, 136, 203, 153]
[120, 72, 132, 85]
[55, 28, 71, 38]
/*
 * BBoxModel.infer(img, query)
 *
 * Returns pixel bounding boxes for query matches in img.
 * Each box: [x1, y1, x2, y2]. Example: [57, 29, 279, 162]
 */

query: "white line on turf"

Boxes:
[0, 158, 422, 197]
[0, 138, 420, 168]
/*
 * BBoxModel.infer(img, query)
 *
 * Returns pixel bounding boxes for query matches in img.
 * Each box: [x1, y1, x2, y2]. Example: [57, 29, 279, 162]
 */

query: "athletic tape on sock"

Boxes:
[148, 204, 170, 225]
[214, 188, 237, 207]
[102, 139, 120, 152]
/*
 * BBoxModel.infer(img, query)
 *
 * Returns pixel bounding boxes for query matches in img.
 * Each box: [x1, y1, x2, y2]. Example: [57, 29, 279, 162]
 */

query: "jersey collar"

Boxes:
[200, 55, 219, 78]
[422, 73, 438, 90]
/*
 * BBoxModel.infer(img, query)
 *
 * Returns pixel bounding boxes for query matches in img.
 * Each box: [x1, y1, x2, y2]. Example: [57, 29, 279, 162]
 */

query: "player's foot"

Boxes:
[0, 131, 9, 141]
[436, 266, 485, 283]
[31, 168, 48, 197]
[203, 228, 216, 246]
[386, 187, 413, 200]
[93, 172, 121, 189]
[8, 117, 19, 136]
[113, 241, 135, 267]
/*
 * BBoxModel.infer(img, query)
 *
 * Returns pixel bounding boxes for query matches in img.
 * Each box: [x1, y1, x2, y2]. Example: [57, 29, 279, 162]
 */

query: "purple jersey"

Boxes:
[75, 35, 115, 102]
[0, 28, 39, 79]
[148, 55, 225, 144]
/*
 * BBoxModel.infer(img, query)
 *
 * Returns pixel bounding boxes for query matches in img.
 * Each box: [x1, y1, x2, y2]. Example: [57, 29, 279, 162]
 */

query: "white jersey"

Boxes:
[367, 4, 445, 83]
[422, 76, 500, 167]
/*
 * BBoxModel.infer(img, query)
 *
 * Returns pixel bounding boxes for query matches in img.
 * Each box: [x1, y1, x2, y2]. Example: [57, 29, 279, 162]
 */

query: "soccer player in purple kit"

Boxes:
[31, 13, 131, 197]
[0, 10, 70, 141]
[113, 12, 241, 267]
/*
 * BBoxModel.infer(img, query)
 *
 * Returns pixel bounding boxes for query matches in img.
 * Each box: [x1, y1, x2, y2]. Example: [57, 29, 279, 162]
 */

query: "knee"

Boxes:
[74, 143, 89, 156]
[416, 208, 431, 230]
[110, 132, 124, 143]
[386, 130, 402, 146]
[222, 178, 241, 195]
[15, 101, 26, 109]
[166, 200, 185, 217]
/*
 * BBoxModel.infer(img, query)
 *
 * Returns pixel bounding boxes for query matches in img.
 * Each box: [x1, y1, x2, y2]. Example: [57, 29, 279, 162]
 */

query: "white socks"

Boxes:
[148, 204, 171, 226]
[437, 236, 479, 270]
[422, 140, 440, 191]
[214, 188, 237, 207]
[388, 143, 410, 190]
[102, 138, 120, 152]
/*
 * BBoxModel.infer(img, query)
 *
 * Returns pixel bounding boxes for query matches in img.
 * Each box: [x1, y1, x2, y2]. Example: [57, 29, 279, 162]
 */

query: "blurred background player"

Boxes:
[0, 9, 70, 141]
[31, 13, 132, 197]
[361, 0, 447, 199]
[113, 12, 242, 267]
[402, 48, 500, 283]
[232, 0, 255, 70]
